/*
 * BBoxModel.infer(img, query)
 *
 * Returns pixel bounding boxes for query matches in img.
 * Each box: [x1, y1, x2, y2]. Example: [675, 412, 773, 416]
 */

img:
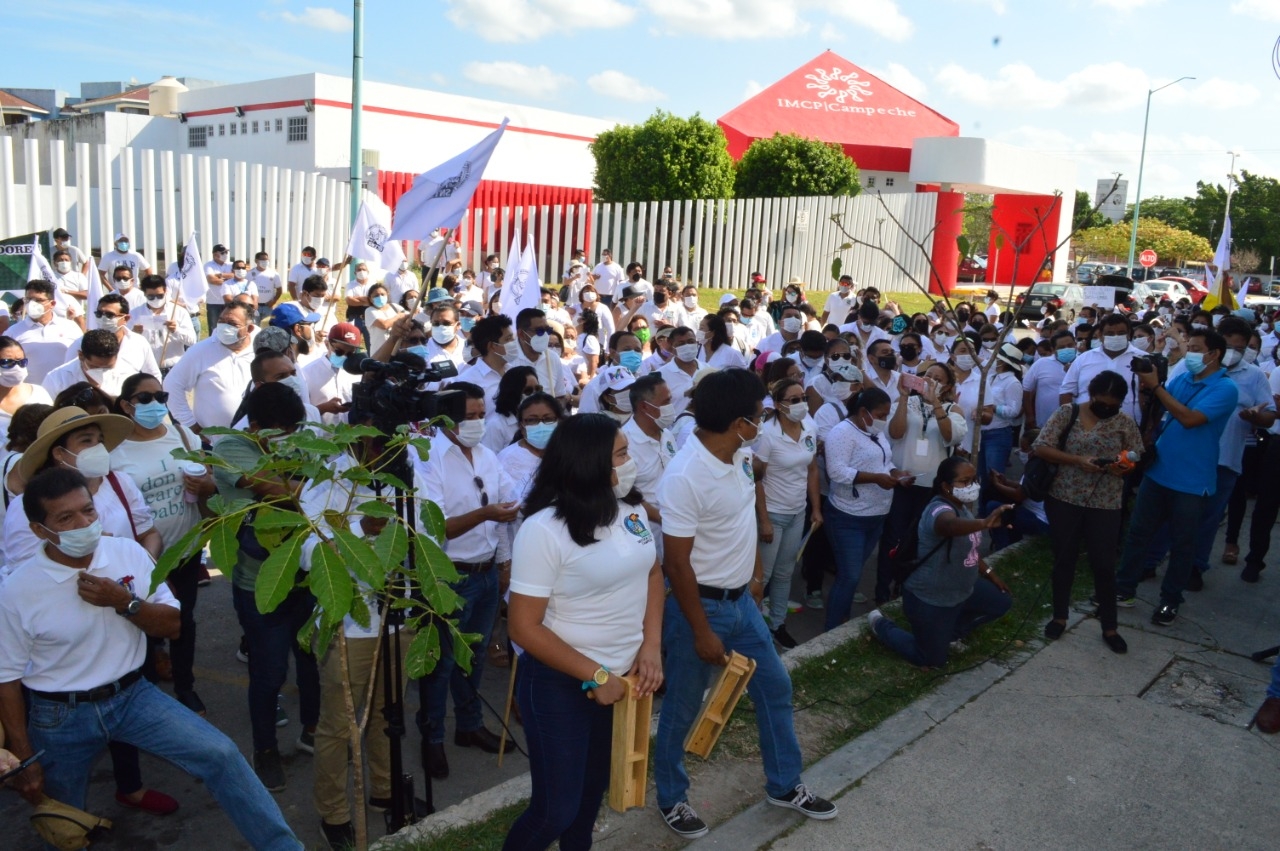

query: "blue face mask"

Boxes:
[460, 317, 476, 333]
[524, 421, 556, 450]
[1183, 352, 1207, 375]
[1055, 348, 1077, 365]
[405, 345, 430, 359]
[132, 400, 168, 429]
[328, 351, 347, 370]
[371, 295, 388, 308]
[618, 350, 643, 374]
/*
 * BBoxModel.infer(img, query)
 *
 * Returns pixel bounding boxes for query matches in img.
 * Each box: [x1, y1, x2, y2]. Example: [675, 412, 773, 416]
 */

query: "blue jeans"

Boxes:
[871, 582, 1013, 668]
[502, 655, 612, 851]
[655, 593, 803, 809]
[823, 500, 887, 631]
[27, 678, 300, 850]
[977, 426, 1014, 503]
[984, 500, 1050, 552]
[759, 509, 806, 626]
[417, 568, 499, 742]
[1116, 478, 1209, 607]
[1143, 466, 1237, 575]
[231, 585, 321, 752]
[1269, 653, 1280, 701]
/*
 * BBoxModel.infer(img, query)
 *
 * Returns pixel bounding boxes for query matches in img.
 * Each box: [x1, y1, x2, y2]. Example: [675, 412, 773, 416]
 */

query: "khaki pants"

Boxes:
[313, 630, 410, 825]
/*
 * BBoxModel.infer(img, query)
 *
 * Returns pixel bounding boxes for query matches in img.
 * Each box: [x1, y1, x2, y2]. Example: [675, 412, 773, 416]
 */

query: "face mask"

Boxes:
[371, 295, 388, 308]
[132, 400, 169, 429]
[1191, 322, 1208, 331]
[645, 400, 677, 429]
[694, 330, 707, 345]
[278, 374, 306, 399]
[981, 340, 997, 350]
[785, 293, 799, 304]
[1103, 335, 1129, 352]
[737, 417, 760, 449]
[327, 351, 348, 370]
[64, 443, 112, 479]
[55, 261, 71, 274]
[1131, 336, 1151, 352]
[256, 259, 269, 270]
[954, 354, 976, 371]
[525, 421, 556, 450]
[866, 416, 890, 437]
[432, 324, 456, 345]
[146, 295, 167, 308]
[99, 313, 124, 332]
[1074, 317, 1087, 327]
[629, 326, 650, 344]
[951, 483, 981, 504]
[613, 457, 638, 497]
[351, 270, 369, 283]
[1244, 348, 1260, 365]
[858, 321, 874, 332]
[839, 285, 851, 295]
[399, 260, 410, 272]
[675, 343, 699, 363]
[116, 241, 129, 252]
[455, 419, 486, 448]
[1089, 339, 1101, 350]
[781, 317, 803, 335]
[1159, 307, 1171, 316]
[0, 364, 28, 386]
[503, 340, 523, 362]
[681, 295, 698, 311]
[303, 257, 314, 267]
[43, 518, 103, 558]
[233, 269, 248, 280]
[583, 292, 598, 304]
[528, 331, 551, 354]
[1055, 348, 1077, 364]
[619, 350, 643, 374]
[215, 323, 242, 347]
[876, 355, 897, 371]
[741, 314, 753, 325]
[1261, 323, 1272, 333]
[115, 278, 133, 291]
[825, 380, 853, 401]
[900, 345, 919, 361]
[1090, 401, 1120, 419]
[1211, 315, 1223, 328]
[829, 359, 861, 381]
[26, 299, 47, 320]
[1183, 352, 1207, 375]
[1222, 349, 1243, 369]
[783, 401, 807, 422]
[801, 355, 823, 370]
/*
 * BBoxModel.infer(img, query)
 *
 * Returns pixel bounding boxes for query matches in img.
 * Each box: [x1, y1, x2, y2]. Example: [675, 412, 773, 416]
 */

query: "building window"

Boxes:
[230, 122, 236, 136]
[287, 116, 308, 142]
[252, 120, 259, 134]
[867, 176, 876, 188]
[241, 121, 247, 135]
[188, 125, 208, 149]
[275, 118, 283, 132]
[885, 177, 895, 187]
[218, 124, 225, 136]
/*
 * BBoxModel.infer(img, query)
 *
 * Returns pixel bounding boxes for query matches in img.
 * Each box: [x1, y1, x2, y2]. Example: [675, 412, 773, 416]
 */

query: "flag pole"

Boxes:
[350, 0, 365, 228]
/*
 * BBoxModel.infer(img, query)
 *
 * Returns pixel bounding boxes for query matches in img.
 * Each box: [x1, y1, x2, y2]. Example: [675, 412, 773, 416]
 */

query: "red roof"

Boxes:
[0, 91, 48, 114]
[72, 85, 151, 109]
[718, 50, 959, 172]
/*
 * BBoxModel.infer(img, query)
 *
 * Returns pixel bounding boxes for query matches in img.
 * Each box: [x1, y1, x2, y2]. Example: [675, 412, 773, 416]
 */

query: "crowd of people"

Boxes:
[2, 232, 1280, 851]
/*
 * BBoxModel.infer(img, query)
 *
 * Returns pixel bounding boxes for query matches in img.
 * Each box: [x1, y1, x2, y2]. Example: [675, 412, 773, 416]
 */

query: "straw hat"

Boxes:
[16, 407, 135, 484]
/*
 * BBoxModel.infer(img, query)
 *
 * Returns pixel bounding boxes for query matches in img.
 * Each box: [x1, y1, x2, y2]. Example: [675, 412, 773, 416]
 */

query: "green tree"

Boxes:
[1076, 219, 1211, 264]
[591, 110, 735, 202]
[733, 133, 861, 198]
[1123, 195, 1195, 232]
[1073, 190, 1109, 232]
[962, 195, 993, 257]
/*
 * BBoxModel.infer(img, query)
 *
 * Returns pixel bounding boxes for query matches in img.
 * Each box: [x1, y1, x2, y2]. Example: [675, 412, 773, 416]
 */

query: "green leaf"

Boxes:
[838, 242, 853, 251]
[296, 609, 317, 651]
[291, 434, 344, 456]
[451, 628, 481, 676]
[357, 500, 398, 519]
[311, 543, 355, 626]
[957, 234, 971, 258]
[253, 506, 310, 530]
[349, 593, 372, 630]
[209, 516, 241, 576]
[414, 533, 460, 587]
[332, 528, 382, 589]
[830, 257, 842, 281]
[150, 522, 207, 594]
[408, 437, 434, 461]
[254, 532, 305, 615]
[995, 233, 1006, 250]
[419, 501, 446, 542]
[206, 494, 252, 517]
[371, 522, 409, 590]
[314, 619, 338, 660]
[405, 622, 441, 678]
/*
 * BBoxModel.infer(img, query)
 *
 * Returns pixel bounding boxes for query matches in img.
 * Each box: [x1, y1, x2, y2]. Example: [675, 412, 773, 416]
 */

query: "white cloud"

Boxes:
[742, 79, 765, 100]
[822, 0, 914, 42]
[1092, 0, 1164, 10]
[867, 62, 927, 100]
[278, 6, 351, 32]
[587, 70, 666, 102]
[818, 22, 843, 41]
[462, 61, 573, 99]
[445, 0, 636, 42]
[1179, 78, 1261, 110]
[1231, 0, 1280, 21]
[935, 62, 1063, 110]
[643, 0, 808, 39]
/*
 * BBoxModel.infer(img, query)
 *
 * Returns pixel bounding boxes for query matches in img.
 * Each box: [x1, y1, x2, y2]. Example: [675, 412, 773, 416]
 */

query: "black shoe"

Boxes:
[174, 689, 206, 716]
[660, 802, 709, 838]
[1241, 564, 1263, 583]
[454, 727, 508, 754]
[1151, 603, 1178, 626]
[253, 748, 286, 792]
[421, 741, 448, 780]
[367, 796, 392, 813]
[1187, 568, 1204, 592]
[1102, 631, 1128, 654]
[772, 624, 798, 649]
[1043, 620, 1066, 640]
[319, 820, 355, 850]
[1140, 568, 1157, 581]
[766, 783, 838, 820]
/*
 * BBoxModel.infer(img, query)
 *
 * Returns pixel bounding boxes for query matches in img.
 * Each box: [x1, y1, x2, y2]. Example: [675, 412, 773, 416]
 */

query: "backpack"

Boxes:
[1021, 404, 1079, 502]
[887, 513, 952, 600]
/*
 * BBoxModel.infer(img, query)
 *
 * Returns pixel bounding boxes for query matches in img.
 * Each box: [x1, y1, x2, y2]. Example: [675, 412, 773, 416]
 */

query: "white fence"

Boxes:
[0, 134, 353, 270]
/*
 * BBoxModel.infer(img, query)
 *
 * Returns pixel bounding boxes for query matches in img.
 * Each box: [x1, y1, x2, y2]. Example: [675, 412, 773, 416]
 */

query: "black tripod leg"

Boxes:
[1251, 645, 1280, 663]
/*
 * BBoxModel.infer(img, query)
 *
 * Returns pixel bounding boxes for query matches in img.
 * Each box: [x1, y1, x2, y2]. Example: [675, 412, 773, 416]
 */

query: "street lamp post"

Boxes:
[1125, 76, 1195, 275]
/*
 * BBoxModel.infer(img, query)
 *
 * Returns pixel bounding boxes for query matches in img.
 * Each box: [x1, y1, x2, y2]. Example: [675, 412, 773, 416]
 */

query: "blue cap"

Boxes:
[270, 302, 321, 329]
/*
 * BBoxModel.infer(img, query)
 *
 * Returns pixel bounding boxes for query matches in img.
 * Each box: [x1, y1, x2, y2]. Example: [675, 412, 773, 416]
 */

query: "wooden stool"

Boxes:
[608, 676, 652, 813]
[684, 651, 756, 758]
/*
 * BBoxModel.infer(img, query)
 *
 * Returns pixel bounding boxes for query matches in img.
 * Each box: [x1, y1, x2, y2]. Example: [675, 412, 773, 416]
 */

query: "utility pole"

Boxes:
[349, 0, 364, 225]
[1125, 76, 1194, 275]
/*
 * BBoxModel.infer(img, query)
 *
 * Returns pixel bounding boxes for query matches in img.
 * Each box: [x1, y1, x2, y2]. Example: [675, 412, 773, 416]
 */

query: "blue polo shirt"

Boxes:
[1147, 367, 1239, 495]
[1166, 359, 1274, 474]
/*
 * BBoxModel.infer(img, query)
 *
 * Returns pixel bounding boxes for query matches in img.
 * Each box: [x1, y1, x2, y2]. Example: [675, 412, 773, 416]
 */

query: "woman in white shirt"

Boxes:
[754, 379, 821, 648]
[822, 388, 913, 631]
[0, 336, 54, 449]
[1, 401, 53, 509]
[483, 366, 538, 453]
[110, 372, 214, 715]
[975, 343, 1025, 503]
[573, 285, 614, 380]
[364, 282, 407, 355]
[699, 314, 748, 370]
[497, 391, 565, 553]
[505, 413, 664, 851]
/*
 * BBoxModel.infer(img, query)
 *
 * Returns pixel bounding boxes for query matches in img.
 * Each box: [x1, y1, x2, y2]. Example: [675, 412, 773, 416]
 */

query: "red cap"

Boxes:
[329, 322, 362, 346]
[751, 273, 767, 283]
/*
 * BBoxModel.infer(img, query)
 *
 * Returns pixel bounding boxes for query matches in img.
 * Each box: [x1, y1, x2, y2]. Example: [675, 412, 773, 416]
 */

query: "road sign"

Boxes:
[1139, 249, 1158, 268]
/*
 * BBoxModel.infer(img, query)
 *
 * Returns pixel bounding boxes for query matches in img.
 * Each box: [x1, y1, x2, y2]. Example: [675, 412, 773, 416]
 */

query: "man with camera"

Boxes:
[1113, 328, 1240, 625]
[1059, 312, 1146, 425]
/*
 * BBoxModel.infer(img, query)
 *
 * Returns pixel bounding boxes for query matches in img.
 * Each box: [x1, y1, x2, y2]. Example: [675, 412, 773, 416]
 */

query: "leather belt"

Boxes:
[454, 559, 496, 574]
[697, 583, 748, 602]
[30, 669, 143, 704]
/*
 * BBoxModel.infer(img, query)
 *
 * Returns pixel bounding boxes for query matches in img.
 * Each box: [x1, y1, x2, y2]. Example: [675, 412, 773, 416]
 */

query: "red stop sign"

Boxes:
[1139, 249, 1158, 268]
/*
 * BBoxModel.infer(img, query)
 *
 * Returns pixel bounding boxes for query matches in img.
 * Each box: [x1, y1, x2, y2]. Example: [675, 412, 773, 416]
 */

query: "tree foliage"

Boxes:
[733, 132, 861, 199]
[590, 110, 735, 202]
[1073, 190, 1110, 232]
[962, 195, 993, 256]
[1122, 195, 1195, 232]
[1075, 219, 1212, 264]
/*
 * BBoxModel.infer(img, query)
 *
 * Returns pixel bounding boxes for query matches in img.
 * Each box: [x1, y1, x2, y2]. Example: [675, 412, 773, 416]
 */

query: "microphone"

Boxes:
[341, 352, 374, 375]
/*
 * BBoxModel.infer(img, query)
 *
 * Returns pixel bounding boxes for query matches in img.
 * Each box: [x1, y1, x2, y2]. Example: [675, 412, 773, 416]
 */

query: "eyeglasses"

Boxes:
[0, 357, 28, 369]
[521, 385, 544, 396]
[781, 396, 805, 405]
[829, 353, 853, 361]
[129, 390, 170, 405]
[473, 476, 489, 508]
[521, 415, 558, 426]
[94, 311, 123, 319]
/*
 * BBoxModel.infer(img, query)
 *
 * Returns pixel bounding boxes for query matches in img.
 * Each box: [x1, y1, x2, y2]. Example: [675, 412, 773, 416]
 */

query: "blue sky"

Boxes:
[6, 0, 1280, 202]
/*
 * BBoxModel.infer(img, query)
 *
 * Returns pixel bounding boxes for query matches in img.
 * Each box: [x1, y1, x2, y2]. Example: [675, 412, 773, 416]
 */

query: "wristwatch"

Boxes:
[582, 666, 610, 691]
[119, 596, 142, 617]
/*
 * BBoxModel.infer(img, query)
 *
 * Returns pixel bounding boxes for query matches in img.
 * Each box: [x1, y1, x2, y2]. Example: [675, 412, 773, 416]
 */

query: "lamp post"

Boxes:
[1125, 76, 1194, 275]
[349, 0, 364, 225]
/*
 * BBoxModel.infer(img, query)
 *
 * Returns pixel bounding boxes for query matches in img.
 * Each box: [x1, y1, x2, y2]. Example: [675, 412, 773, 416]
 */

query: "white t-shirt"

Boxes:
[99, 249, 150, 279]
[1022, 356, 1070, 429]
[822, 291, 856, 327]
[203, 259, 232, 302]
[0, 385, 54, 450]
[109, 423, 202, 549]
[755, 416, 817, 515]
[658, 436, 757, 589]
[591, 261, 625, 298]
[249, 267, 283, 304]
[510, 502, 655, 672]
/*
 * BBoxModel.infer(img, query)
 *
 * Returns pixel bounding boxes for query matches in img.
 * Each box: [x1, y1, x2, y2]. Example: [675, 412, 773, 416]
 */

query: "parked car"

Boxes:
[1144, 278, 1191, 305]
[958, 256, 987, 282]
[1150, 276, 1208, 305]
[1076, 262, 1106, 284]
[1014, 282, 1084, 322]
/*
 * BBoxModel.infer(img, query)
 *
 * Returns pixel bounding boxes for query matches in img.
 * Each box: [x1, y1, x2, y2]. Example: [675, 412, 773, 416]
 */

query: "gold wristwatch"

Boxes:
[582, 666, 611, 691]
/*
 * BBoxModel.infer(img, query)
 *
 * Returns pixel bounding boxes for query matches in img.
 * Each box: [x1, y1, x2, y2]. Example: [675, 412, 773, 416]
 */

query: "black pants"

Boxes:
[1245, 436, 1280, 573]
[167, 551, 202, 693]
[1044, 496, 1121, 631]
[1226, 439, 1266, 545]
[874, 485, 934, 605]
[802, 495, 833, 594]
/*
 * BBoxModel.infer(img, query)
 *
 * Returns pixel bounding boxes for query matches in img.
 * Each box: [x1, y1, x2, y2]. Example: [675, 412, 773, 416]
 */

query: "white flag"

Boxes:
[389, 119, 508, 242]
[501, 233, 542, 326]
[346, 197, 405, 274]
[178, 233, 206, 310]
[1212, 214, 1232, 278]
[29, 237, 77, 317]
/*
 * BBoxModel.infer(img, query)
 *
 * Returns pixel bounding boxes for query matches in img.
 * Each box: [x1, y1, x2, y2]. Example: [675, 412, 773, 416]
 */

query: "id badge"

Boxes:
[915, 438, 931, 457]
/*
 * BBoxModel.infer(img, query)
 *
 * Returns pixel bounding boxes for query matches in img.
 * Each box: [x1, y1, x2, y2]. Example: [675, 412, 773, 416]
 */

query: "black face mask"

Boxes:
[1090, 401, 1120, 420]
[654, 293, 667, 306]
[957, 310, 970, 322]
[876, 355, 897, 371]
[899, 345, 919, 361]
[630, 272, 642, 282]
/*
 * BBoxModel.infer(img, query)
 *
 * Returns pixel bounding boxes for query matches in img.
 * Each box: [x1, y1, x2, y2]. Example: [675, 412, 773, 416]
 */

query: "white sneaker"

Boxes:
[805, 591, 824, 610]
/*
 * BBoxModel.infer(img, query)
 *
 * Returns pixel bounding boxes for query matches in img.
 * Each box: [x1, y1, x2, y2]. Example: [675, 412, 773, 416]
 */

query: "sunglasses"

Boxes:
[0, 357, 28, 369]
[829, 353, 853, 361]
[130, 391, 170, 405]
[403, 337, 428, 346]
[94, 311, 123, 319]
[521, 385, 544, 396]
[72, 387, 99, 406]
[473, 476, 489, 508]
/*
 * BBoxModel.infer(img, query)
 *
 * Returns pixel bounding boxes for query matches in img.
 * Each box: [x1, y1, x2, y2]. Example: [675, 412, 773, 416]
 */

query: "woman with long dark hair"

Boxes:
[503, 413, 664, 851]
[482, 365, 538, 453]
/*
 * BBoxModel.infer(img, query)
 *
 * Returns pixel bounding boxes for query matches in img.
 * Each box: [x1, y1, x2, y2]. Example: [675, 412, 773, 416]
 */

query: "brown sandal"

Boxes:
[488, 641, 510, 668]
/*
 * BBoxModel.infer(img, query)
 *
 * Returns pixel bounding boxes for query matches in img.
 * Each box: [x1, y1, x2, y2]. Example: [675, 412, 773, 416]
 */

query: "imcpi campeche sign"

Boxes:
[777, 67, 919, 118]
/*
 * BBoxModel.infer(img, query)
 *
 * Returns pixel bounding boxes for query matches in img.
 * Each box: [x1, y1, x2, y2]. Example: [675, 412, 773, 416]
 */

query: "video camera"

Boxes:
[345, 351, 466, 434]
[1130, 353, 1169, 383]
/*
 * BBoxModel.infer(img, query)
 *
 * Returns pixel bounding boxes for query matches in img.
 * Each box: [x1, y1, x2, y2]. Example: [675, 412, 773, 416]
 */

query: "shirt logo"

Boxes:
[664, 440, 676, 456]
[624, 513, 653, 545]
[742, 459, 754, 481]
[117, 574, 136, 595]
[804, 436, 815, 452]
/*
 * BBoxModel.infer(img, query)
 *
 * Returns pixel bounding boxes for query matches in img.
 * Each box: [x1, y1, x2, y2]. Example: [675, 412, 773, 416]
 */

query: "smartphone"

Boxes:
[0, 749, 44, 783]
[901, 373, 929, 394]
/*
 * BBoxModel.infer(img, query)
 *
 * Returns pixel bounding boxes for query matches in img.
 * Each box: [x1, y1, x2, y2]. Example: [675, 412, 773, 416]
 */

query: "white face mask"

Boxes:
[675, 343, 699, 362]
[63, 443, 112, 479]
[954, 354, 976, 371]
[399, 261, 409, 272]
[146, 295, 167, 308]
[55, 261, 71, 274]
[277, 374, 306, 399]
[866, 416, 890, 437]
[527, 331, 551, 354]
[1103, 335, 1129, 352]
[256, 259, 269, 270]
[43, 518, 102, 558]
[215, 323, 242, 347]
[356, 271, 369, 282]
[646, 400, 678, 430]
[1223, 349, 1243, 368]
[96, 315, 122, 332]
[0, 364, 28, 387]
[951, 482, 981, 504]
[233, 269, 248, 280]
[1131, 336, 1152, 352]
[613, 457, 638, 498]
[583, 292, 598, 304]
[115, 278, 133, 291]
[1244, 348, 1260, 365]
[503, 339, 523, 362]
[432, 324, 456, 345]
[26, 299, 47, 320]
[781, 317, 803, 335]
[455, 419, 486, 448]
[694, 330, 706, 345]
[683, 296, 698, 310]
[782, 401, 807, 422]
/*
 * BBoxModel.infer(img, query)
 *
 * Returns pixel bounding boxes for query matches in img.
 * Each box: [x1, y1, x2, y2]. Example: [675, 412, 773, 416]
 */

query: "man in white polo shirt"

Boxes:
[653, 368, 837, 839]
[0, 467, 301, 850]
[621, 373, 678, 559]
